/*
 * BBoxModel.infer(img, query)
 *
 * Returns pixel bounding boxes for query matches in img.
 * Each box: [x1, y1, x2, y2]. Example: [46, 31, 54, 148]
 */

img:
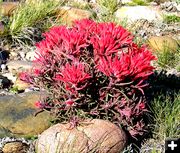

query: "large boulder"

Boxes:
[36, 119, 127, 153]
[0, 92, 52, 138]
[115, 6, 163, 23]
[148, 36, 179, 53]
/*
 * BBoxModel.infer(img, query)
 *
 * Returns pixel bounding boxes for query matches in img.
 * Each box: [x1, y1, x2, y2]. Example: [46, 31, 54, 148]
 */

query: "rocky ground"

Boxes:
[0, 0, 180, 152]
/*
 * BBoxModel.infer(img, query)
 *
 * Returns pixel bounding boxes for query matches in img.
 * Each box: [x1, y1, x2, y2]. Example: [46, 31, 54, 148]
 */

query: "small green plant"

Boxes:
[1, 0, 63, 45]
[68, 1, 93, 10]
[9, 86, 19, 93]
[126, 0, 148, 6]
[150, 93, 180, 141]
[157, 48, 180, 69]
[163, 14, 180, 24]
[97, 0, 119, 14]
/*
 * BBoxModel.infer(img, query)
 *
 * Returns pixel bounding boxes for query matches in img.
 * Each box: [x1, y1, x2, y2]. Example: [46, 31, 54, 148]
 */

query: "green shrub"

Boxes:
[164, 15, 180, 24]
[150, 93, 180, 141]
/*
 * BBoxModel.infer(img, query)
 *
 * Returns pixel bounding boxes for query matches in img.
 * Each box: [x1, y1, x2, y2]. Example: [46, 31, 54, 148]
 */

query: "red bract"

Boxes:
[91, 22, 133, 59]
[55, 62, 91, 91]
[96, 45, 156, 84]
[19, 72, 32, 83]
[26, 19, 157, 139]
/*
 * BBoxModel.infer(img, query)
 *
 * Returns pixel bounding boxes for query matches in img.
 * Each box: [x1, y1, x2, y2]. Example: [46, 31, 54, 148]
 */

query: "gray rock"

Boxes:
[0, 75, 11, 89]
[1, 73, 17, 83]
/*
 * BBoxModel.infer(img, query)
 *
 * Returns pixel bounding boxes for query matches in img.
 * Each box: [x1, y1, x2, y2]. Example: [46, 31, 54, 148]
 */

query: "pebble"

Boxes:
[0, 137, 35, 153]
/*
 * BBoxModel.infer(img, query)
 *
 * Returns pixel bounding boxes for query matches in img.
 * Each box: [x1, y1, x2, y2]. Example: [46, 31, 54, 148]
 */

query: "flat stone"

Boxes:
[115, 6, 163, 23]
[6, 60, 33, 74]
[0, 92, 52, 138]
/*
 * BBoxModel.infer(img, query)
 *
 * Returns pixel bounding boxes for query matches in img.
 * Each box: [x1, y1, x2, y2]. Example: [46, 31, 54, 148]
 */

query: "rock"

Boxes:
[115, 6, 163, 23]
[2, 141, 29, 153]
[36, 123, 88, 153]
[0, 75, 11, 89]
[0, 92, 52, 138]
[1, 73, 17, 83]
[6, 60, 33, 74]
[36, 119, 127, 153]
[25, 51, 37, 61]
[56, 7, 93, 25]
[0, 50, 9, 65]
[0, 2, 18, 16]
[148, 36, 179, 53]
[160, 1, 179, 12]
[155, 0, 170, 5]
[77, 119, 127, 153]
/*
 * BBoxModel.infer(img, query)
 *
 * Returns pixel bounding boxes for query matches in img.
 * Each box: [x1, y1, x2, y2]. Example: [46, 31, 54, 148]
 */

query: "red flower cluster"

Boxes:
[29, 19, 156, 138]
[55, 62, 91, 92]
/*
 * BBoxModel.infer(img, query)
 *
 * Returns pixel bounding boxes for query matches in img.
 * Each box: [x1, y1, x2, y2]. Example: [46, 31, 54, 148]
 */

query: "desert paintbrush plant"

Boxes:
[20, 19, 156, 139]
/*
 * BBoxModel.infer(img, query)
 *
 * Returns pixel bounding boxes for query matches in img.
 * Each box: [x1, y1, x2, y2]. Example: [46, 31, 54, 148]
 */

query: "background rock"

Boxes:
[0, 2, 18, 16]
[115, 6, 163, 23]
[148, 36, 179, 53]
[2, 141, 29, 153]
[56, 6, 93, 25]
[0, 92, 52, 138]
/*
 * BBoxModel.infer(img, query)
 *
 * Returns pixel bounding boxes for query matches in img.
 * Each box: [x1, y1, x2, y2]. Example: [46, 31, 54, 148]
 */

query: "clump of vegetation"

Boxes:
[163, 14, 180, 24]
[149, 93, 180, 141]
[0, 0, 63, 45]
[67, 0, 93, 10]
[97, 0, 120, 14]
[126, 0, 148, 6]
[21, 19, 156, 139]
[157, 48, 180, 70]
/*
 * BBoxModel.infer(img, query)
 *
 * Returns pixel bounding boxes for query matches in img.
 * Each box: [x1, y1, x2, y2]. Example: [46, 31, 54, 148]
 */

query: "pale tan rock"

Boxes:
[148, 36, 179, 53]
[77, 119, 127, 153]
[2, 141, 29, 153]
[36, 119, 127, 153]
[36, 123, 88, 153]
[0, 2, 18, 16]
[56, 6, 93, 25]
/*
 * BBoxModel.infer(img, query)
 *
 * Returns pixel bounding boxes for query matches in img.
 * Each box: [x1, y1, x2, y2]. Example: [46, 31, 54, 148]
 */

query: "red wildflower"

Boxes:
[91, 22, 133, 58]
[55, 62, 91, 91]
[19, 72, 32, 83]
[34, 101, 43, 109]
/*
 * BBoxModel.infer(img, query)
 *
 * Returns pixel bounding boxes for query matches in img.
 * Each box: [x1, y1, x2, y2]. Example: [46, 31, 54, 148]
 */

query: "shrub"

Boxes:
[22, 19, 156, 138]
